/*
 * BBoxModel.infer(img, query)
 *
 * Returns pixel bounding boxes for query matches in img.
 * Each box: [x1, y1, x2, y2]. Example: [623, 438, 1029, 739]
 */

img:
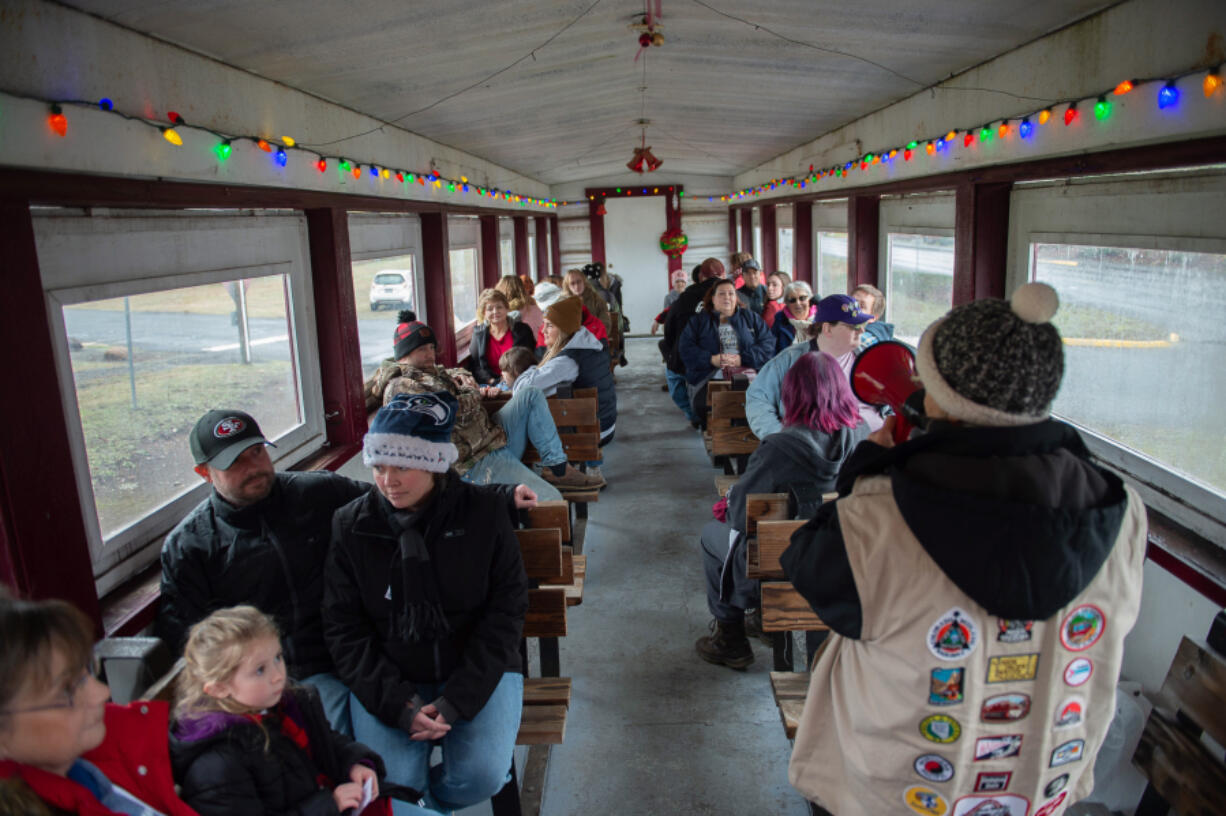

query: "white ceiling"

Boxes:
[58, 0, 1112, 185]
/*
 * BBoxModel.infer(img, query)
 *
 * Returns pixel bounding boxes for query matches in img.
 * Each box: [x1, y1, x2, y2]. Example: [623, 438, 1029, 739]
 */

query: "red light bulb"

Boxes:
[48, 105, 67, 137]
[257, 139, 272, 152]
[316, 159, 327, 173]
[1063, 105, 1078, 126]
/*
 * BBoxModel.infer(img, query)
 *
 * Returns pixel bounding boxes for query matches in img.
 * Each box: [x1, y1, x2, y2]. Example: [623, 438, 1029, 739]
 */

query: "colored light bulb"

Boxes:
[48, 104, 67, 137]
[1038, 109, 1051, 125]
[963, 132, 974, 147]
[257, 139, 271, 152]
[448, 183, 456, 192]
[370, 166, 379, 177]
[214, 141, 232, 161]
[906, 140, 918, 149]
[872, 155, 880, 164]
[461, 176, 468, 183]
[889, 149, 897, 159]
[925, 141, 935, 155]
[382, 169, 391, 179]
[1204, 71, 1222, 97]
[162, 127, 183, 146]
[396, 172, 404, 183]
[1113, 80, 1134, 95]
[1019, 119, 1033, 139]
[316, 159, 327, 173]
[282, 136, 295, 147]
[274, 148, 287, 166]
[352, 166, 361, 179]
[844, 162, 853, 171]
[979, 126, 991, 141]
[1064, 104, 1078, 125]
[1094, 96, 1110, 120]
[615, 187, 622, 193]
[998, 123, 1010, 138]
[903, 148, 912, 161]
[1158, 83, 1179, 109]
[98, 98, 113, 111]
[340, 160, 351, 171]
[167, 111, 184, 124]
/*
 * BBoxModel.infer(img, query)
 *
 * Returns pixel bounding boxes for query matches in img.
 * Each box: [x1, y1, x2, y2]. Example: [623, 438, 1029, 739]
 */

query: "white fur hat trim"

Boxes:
[362, 432, 458, 473]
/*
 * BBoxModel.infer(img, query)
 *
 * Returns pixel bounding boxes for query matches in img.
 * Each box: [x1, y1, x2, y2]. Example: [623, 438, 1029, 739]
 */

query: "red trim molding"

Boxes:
[792, 202, 813, 285]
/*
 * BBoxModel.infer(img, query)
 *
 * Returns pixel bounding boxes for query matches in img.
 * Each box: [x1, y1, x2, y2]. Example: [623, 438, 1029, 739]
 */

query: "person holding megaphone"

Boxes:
[779, 282, 1147, 816]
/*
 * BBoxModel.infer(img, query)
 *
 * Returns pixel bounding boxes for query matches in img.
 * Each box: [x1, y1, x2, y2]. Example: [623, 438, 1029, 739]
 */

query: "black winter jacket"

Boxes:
[662, 279, 718, 375]
[156, 472, 370, 678]
[468, 319, 536, 385]
[169, 685, 414, 816]
[322, 472, 528, 727]
[559, 343, 617, 439]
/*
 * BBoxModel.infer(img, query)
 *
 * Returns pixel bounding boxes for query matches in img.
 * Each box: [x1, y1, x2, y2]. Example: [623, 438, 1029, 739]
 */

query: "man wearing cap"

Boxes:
[363, 312, 602, 497]
[735, 259, 768, 316]
[155, 409, 370, 730]
[780, 283, 1147, 816]
[746, 293, 884, 439]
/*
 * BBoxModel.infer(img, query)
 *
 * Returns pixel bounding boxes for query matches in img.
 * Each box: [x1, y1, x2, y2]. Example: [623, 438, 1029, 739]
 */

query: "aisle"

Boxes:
[537, 337, 807, 815]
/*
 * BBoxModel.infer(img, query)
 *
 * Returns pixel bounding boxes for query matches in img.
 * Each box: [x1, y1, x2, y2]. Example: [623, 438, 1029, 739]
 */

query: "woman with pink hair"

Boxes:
[694, 351, 868, 670]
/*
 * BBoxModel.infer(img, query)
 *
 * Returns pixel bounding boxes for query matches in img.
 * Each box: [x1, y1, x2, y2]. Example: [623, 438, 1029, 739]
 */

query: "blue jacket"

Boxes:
[678, 308, 775, 385]
[771, 307, 814, 355]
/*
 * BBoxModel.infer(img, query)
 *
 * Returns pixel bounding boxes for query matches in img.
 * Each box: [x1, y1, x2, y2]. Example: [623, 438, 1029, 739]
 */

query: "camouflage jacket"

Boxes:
[363, 360, 506, 474]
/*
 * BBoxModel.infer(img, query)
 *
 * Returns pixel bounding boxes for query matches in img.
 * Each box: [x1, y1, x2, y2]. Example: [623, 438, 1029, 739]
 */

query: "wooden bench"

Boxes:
[704, 379, 759, 474]
[1132, 612, 1226, 816]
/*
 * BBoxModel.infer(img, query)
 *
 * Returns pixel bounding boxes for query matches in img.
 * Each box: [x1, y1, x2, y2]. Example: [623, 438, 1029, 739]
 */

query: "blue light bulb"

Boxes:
[274, 148, 287, 167]
[1158, 83, 1179, 109]
[1019, 119, 1033, 138]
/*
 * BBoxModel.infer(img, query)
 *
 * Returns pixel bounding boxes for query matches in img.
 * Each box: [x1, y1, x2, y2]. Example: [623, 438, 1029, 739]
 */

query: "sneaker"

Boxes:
[744, 607, 772, 646]
[695, 619, 754, 670]
[541, 464, 605, 490]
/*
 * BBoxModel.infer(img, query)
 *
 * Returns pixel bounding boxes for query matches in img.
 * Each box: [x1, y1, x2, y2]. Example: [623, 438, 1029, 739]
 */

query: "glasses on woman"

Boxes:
[0, 661, 99, 715]
[785, 295, 810, 304]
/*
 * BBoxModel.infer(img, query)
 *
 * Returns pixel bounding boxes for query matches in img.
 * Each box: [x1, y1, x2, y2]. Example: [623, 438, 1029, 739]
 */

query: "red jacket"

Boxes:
[0, 701, 198, 816]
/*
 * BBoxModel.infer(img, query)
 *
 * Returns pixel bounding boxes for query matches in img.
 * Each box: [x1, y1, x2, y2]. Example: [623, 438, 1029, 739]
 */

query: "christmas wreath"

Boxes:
[659, 228, 688, 258]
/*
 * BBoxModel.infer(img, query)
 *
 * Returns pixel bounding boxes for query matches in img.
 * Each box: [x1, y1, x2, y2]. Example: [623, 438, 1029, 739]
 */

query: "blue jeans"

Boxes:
[666, 368, 696, 422]
[495, 387, 565, 465]
[302, 672, 353, 735]
[349, 672, 524, 815]
[461, 447, 561, 501]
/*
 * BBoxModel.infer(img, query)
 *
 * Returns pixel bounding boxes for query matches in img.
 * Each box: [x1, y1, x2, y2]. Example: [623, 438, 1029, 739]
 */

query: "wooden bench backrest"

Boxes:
[744, 493, 789, 536]
[709, 389, 759, 456]
[761, 582, 827, 632]
[525, 500, 570, 543]
[1132, 635, 1226, 812]
[756, 519, 808, 579]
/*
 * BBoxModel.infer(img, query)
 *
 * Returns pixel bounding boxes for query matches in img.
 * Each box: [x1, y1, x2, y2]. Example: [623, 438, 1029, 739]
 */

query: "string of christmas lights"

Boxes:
[28, 92, 565, 209]
[711, 63, 1223, 203]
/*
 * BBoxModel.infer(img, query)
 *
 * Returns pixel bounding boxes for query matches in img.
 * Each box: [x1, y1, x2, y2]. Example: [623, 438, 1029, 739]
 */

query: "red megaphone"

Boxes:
[850, 340, 920, 444]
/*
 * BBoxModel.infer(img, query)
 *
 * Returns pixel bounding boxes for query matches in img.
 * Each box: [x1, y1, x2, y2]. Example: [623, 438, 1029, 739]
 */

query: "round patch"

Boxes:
[1043, 774, 1069, 798]
[213, 417, 246, 438]
[903, 785, 949, 816]
[927, 607, 979, 661]
[1060, 604, 1106, 651]
[1064, 657, 1093, 687]
[919, 714, 961, 744]
[1054, 697, 1084, 729]
[914, 753, 955, 783]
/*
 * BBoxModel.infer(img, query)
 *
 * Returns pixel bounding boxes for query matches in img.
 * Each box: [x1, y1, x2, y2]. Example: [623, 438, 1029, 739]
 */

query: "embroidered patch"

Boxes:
[951, 793, 1030, 816]
[1063, 657, 1093, 687]
[973, 771, 1012, 792]
[919, 714, 961, 744]
[1054, 697, 1084, 729]
[903, 786, 949, 816]
[974, 734, 1022, 761]
[927, 608, 979, 661]
[914, 754, 955, 783]
[1050, 738, 1085, 767]
[1034, 791, 1067, 816]
[929, 668, 965, 706]
[996, 619, 1033, 643]
[1043, 774, 1069, 799]
[986, 653, 1039, 683]
[981, 692, 1030, 723]
[1061, 604, 1106, 651]
[213, 417, 246, 438]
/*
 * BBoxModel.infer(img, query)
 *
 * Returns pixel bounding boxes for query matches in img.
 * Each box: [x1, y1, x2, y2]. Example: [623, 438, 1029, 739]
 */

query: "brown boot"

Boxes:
[542, 464, 605, 490]
[695, 619, 754, 670]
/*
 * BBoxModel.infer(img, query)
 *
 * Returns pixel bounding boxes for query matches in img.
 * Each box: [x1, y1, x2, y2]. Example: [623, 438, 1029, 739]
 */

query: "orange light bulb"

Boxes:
[1205, 72, 1222, 97]
[1113, 80, 1134, 95]
[1038, 109, 1051, 125]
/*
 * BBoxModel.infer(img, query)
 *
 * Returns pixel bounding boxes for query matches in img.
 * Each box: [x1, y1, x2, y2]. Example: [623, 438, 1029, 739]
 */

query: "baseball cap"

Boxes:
[813, 294, 873, 326]
[189, 409, 274, 469]
[741, 259, 761, 272]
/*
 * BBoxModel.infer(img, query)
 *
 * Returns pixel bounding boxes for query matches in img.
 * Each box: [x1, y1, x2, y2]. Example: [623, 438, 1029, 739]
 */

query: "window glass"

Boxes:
[352, 254, 416, 376]
[886, 233, 956, 344]
[1032, 242, 1226, 495]
[753, 226, 762, 263]
[816, 231, 849, 299]
[527, 235, 537, 279]
[450, 247, 479, 326]
[61, 275, 301, 539]
[500, 238, 514, 276]
[777, 228, 794, 275]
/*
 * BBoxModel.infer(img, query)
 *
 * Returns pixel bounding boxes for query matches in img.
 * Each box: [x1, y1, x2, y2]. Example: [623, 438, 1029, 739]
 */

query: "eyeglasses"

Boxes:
[785, 296, 811, 304]
[0, 662, 99, 716]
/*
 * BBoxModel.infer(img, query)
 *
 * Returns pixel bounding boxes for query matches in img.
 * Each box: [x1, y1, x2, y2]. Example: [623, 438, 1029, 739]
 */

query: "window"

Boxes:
[449, 247, 479, 326]
[500, 238, 514, 277]
[352, 254, 417, 376]
[527, 235, 537, 280]
[35, 210, 323, 593]
[753, 225, 762, 262]
[777, 228, 794, 275]
[816, 231, 848, 298]
[886, 233, 955, 344]
[1031, 242, 1226, 498]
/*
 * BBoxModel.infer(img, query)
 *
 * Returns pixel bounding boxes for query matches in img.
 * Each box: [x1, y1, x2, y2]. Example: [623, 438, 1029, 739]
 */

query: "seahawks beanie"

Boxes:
[363, 392, 459, 472]
[915, 282, 1063, 426]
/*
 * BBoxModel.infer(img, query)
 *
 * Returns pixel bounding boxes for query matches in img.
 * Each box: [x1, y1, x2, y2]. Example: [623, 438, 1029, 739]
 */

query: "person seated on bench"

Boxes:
[513, 296, 617, 448]
[564, 268, 614, 338]
[496, 346, 537, 392]
[851, 283, 894, 349]
[323, 393, 529, 816]
[678, 278, 775, 425]
[747, 293, 884, 439]
[0, 590, 197, 816]
[156, 408, 371, 733]
[770, 280, 816, 354]
[495, 274, 544, 337]
[468, 291, 536, 387]
[695, 351, 868, 670]
[781, 283, 1147, 816]
[364, 313, 603, 495]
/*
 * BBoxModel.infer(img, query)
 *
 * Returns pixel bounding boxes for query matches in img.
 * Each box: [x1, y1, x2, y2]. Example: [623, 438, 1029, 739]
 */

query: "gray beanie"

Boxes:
[915, 282, 1063, 426]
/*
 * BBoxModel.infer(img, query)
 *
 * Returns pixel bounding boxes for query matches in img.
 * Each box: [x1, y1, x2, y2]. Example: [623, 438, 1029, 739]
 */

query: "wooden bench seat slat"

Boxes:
[525, 589, 567, 638]
[522, 436, 601, 464]
[516, 529, 564, 582]
[523, 677, 572, 707]
[1158, 635, 1226, 749]
[516, 704, 568, 745]
[546, 399, 598, 427]
[778, 699, 805, 740]
[1132, 705, 1226, 815]
[756, 520, 808, 579]
[769, 671, 810, 702]
[761, 583, 827, 632]
[525, 501, 570, 543]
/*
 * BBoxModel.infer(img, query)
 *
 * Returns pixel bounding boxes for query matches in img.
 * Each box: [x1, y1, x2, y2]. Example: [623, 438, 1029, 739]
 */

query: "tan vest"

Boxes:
[789, 475, 1146, 816]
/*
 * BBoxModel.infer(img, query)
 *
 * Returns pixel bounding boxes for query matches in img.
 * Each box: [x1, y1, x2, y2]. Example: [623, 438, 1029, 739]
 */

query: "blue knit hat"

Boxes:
[363, 392, 459, 473]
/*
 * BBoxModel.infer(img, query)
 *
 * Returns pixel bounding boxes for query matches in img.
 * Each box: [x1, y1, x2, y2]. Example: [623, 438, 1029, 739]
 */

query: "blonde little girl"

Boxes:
[168, 606, 412, 816]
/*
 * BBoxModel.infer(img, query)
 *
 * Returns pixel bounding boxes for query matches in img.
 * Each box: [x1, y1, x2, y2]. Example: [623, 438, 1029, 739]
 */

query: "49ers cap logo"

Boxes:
[213, 417, 247, 438]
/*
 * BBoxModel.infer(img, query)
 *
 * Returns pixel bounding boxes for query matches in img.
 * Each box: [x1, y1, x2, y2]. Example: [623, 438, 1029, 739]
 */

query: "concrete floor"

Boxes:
[342, 337, 809, 816]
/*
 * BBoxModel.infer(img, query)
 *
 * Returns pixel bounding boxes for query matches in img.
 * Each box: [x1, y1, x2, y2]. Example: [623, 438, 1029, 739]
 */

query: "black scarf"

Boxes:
[381, 483, 452, 643]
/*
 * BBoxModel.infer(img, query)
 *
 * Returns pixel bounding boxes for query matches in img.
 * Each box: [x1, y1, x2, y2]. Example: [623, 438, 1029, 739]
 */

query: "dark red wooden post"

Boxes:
[792, 202, 813, 286]
[588, 198, 606, 267]
[740, 209, 753, 259]
[550, 216, 561, 279]
[512, 216, 529, 279]
[848, 195, 880, 290]
[479, 215, 501, 288]
[728, 210, 738, 254]
[760, 204, 777, 272]
[0, 202, 101, 626]
[664, 188, 682, 276]
[533, 216, 549, 282]
[954, 182, 1011, 305]
[305, 208, 367, 447]
[420, 213, 457, 366]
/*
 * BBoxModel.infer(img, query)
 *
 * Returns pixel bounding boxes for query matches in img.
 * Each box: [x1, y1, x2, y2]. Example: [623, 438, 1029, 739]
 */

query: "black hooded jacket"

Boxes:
[662, 278, 718, 375]
[781, 420, 1130, 638]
